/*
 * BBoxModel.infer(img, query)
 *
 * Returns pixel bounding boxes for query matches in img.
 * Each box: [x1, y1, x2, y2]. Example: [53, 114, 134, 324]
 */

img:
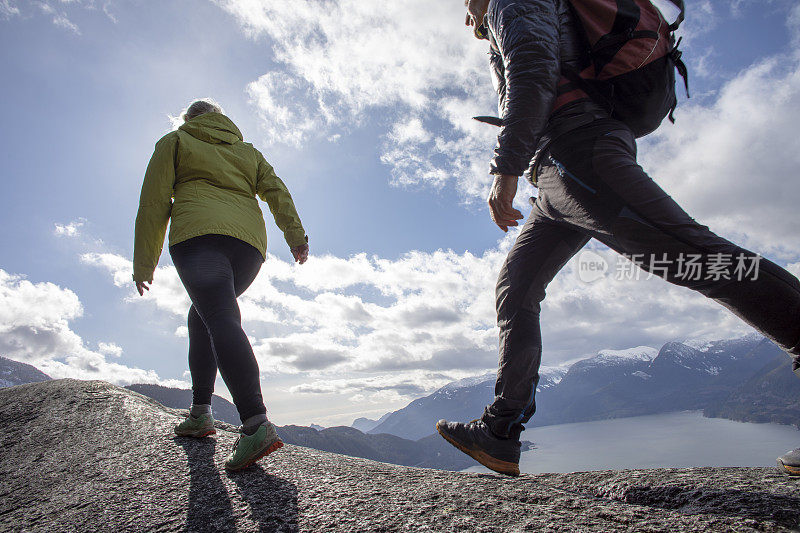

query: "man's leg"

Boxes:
[579, 126, 800, 366]
[482, 210, 591, 440]
[539, 121, 800, 476]
[437, 205, 590, 475]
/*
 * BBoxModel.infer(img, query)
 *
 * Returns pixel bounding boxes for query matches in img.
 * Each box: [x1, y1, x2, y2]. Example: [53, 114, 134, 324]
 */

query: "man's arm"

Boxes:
[488, 0, 560, 177]
[489, 47, 507, 113]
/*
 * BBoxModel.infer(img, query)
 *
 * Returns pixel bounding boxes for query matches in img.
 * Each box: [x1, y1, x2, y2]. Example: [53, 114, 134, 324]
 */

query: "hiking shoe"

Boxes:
[224, 421, 283, 471]
[174, 413, 216, 438]
[436, 419, 520, 476]
[777, 448, 800, 476]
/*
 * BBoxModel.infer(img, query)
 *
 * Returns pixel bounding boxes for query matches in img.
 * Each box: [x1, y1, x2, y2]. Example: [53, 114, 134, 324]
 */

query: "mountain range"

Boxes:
[2, 333, 797, 470]
[122, 383, 479, 470]
[364, 334, 800, 440]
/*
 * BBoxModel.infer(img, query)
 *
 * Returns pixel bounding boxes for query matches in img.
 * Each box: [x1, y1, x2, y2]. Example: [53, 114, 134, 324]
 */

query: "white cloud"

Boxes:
[54, 219, 85, 237]
[389, 118, 431, 145]
[246, 72, 329, 146]
[84, 232, 766, 401]
[97, 342, 122, 358]
[0, 269, 184, 386]
[80, 252, 190, 316]
[83, 245, 509, 377]
[101, 2, 116, 23]
[289, 372, 456, 405]
[0, 0, 20, 18]
[3, 0, 117, 30]
[215, 0, 499, 198]
[639, 52, 800, 259]
[790, 3, 800, 47]
[37, 2, 81, 34]
[217, 0, 800, 229]
[216, 0, 486, 110]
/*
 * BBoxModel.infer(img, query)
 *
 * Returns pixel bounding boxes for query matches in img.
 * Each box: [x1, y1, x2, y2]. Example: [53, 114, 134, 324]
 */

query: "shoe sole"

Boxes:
[777, 459, 800, 476]
[175, 428, 217, 439]
[436, 424, 520, 477]
[225, 439, 284, 472]
[174, 428, 216, 438]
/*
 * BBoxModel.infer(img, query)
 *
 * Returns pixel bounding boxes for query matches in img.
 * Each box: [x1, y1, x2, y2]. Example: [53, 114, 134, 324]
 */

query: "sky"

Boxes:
[1, 0, 799, 427]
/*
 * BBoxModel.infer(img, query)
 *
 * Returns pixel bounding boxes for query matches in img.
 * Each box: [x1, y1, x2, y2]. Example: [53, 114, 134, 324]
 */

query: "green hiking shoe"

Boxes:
[224, 422, 283, 471]
[174, 413, 216, 438]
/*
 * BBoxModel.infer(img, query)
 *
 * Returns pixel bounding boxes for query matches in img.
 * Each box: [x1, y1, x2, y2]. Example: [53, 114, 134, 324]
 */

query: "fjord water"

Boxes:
[465, 411, 800, 475]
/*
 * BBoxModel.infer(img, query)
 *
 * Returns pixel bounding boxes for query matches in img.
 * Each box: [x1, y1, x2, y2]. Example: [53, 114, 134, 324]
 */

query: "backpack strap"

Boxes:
[669, 37, 690, 98]
[667, 36, 690, 123]
[666, 0, 685, 32]
[560, 67, 614, 114]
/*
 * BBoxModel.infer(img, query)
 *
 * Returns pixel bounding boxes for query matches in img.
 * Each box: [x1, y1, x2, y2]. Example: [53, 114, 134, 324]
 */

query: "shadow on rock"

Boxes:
[227, 463, 299, 533]
[176, 436, 237, 532]
[609, 484, 800, 529]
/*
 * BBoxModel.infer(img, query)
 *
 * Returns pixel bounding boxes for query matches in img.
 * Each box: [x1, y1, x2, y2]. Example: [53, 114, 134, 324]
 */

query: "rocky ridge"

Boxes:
[1, 379, 799, 532]
[125, 383, 477, 470]
[0, 356, 51, 388]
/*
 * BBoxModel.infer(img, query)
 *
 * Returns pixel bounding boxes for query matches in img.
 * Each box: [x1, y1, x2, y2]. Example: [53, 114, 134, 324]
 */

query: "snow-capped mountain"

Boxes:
[681, 331, 763, 353]
[368, 372, 497, 440]
[436, 372, 496, 394]
[589, 346, 659, 366]
[367, 365, 569, 440]
[365, 334, 797, 439]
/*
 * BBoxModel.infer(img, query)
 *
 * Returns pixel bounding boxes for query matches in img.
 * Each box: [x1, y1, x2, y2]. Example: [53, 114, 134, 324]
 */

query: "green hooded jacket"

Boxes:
[133, 112, 307, 283]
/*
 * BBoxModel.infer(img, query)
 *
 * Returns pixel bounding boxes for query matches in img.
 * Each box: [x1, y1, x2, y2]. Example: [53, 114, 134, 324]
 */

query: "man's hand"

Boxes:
[488, 174, 524, 232]
[291, 243, 309, 265]
[135, 281, 150, 296]
[465, 0, 490, 39]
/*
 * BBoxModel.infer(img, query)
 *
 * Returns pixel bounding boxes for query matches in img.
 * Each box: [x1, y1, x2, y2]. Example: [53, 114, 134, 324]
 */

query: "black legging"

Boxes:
[169, 234, 266, 422]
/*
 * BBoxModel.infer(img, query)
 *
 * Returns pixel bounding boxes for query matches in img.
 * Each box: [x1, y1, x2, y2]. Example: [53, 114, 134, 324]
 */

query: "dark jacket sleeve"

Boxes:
[488, 0, 561, 177]
[489, 47, 507, 114]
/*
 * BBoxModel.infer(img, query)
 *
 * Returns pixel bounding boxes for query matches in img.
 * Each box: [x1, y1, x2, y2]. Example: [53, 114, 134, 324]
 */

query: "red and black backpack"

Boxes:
[555, 0, 689, 137]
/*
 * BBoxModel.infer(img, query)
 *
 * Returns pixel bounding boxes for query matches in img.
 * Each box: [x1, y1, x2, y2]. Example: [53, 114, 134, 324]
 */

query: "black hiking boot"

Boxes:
[436, 419, 520, 476]
[777, 448, 800, 476]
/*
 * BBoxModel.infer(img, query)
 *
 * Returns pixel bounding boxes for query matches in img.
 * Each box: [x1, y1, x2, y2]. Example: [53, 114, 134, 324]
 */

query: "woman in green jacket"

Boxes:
[132, 99, 309, 470]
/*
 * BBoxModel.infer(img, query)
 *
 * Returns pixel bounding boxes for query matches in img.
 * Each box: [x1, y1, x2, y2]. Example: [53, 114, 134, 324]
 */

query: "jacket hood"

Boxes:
[179, 112, 243, 145]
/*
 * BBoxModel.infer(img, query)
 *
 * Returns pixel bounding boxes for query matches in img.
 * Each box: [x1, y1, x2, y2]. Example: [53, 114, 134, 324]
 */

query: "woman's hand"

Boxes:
[291, 243, 309, 265]
[135, 281, 150, 296]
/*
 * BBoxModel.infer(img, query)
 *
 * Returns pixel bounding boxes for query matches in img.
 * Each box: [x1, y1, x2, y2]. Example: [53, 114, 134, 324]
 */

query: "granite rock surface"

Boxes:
[1, 379, 798, 532]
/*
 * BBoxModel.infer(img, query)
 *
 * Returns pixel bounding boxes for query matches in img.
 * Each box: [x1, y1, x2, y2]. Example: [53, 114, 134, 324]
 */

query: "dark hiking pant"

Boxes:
[169, 234, 266, 423]
[481, 119, 800, 441]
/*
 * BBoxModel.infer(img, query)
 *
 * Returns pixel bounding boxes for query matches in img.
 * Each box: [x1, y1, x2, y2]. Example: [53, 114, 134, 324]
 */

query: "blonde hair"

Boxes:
[182, 98, 224, 122]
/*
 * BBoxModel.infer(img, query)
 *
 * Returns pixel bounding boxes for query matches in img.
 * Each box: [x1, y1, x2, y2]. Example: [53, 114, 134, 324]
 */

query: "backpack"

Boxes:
[555, 0, 689, 137]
